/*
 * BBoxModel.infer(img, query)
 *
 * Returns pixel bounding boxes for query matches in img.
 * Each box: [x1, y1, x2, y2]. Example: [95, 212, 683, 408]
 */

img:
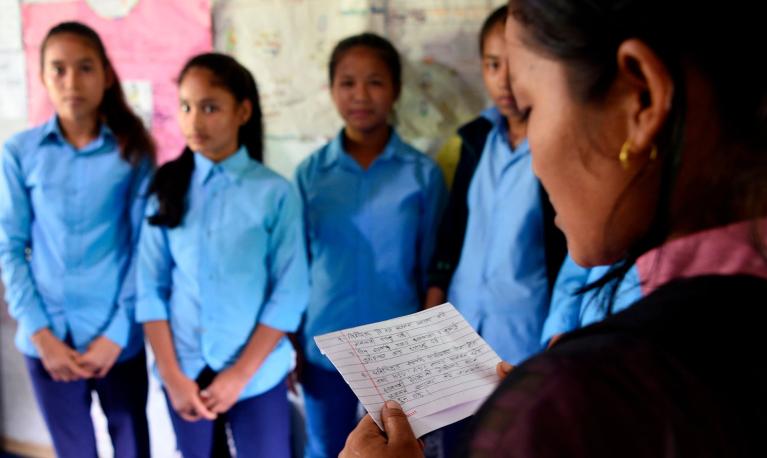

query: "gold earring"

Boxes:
[649, 145, 658, 161]
[619, 141, 631, 170]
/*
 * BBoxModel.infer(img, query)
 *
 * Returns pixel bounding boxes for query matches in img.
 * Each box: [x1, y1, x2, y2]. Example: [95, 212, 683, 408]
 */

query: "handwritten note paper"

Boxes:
[315, 303, 502, 437]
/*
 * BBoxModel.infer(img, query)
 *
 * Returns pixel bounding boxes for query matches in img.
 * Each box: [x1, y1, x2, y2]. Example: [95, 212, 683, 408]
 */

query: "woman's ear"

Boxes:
[239, 99, 253, 126]
[615, 39, 674, 157]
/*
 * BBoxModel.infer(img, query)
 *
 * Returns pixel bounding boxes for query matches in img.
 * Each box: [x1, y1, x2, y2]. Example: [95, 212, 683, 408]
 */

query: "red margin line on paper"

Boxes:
[344, 331, 386, 404]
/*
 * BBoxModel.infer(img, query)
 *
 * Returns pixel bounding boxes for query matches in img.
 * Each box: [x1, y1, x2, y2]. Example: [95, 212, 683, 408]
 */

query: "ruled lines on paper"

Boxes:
[315, 303, 502, 437]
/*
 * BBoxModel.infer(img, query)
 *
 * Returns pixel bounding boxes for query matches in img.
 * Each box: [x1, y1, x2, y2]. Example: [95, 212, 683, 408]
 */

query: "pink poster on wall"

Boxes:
[22, 0, 212, 163]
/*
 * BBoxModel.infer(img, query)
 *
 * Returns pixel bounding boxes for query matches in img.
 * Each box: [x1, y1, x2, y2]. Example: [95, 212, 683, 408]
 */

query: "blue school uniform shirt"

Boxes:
[136, 146, 309, 399]
[295, 128, 447, 370]
[447, 107, 549, 365]
[0, 116, 151, 360]
[541, 256, 642, 345]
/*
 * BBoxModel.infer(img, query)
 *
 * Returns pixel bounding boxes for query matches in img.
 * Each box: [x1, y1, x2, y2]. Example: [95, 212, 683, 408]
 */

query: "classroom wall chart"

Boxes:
[215, 0, 500, 176]
[0, 0, 25, 120]
[22, 0, 212, 163]
[2, 0, 501, 171]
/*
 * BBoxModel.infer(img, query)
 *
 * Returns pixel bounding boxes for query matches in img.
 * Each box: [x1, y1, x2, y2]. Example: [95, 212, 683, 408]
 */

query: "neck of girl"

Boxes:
[507, 115, 527, 150]
[203, 143, 240, 164]
[59, 114, 100, 150]
[343, 124, 391, 170]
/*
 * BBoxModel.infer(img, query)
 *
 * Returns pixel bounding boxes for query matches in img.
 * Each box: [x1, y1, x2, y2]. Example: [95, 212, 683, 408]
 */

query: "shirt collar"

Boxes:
[321, 127, 403, 170]
[481, 106, 505, 128]
[38, 116, 61, 144]
[38, 115, 116, 153]
[482, 106, 519, 149]
[482, 107, 530, 157]
[194, 145, 250, 186]
[637, 217, 767, 295]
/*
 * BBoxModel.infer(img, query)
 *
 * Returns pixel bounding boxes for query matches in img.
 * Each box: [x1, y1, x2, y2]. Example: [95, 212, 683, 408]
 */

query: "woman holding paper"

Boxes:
[340, 0, 767, 456]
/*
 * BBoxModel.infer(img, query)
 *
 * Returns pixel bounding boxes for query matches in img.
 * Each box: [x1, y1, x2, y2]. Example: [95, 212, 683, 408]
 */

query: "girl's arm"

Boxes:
[136, 197, 215, 420]
[424, 137, 478, 308]
[418, 164, 449, 304]
[424, 286, 447, 309]
[0, 141, 91, 381]
[293, 162, 313, 264]
[144, 320, 215, 421]
[202, 183, 310, 412]
[0, 143, 52, 344]
[200, 323, 285, 413]
[143, 320, 183, 382]
[108, 158, 154, 345]
[252, 184, 310, 340]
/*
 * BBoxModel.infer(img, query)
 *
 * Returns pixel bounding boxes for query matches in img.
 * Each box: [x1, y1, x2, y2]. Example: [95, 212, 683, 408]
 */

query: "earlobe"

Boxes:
[616, 39, 674, 158]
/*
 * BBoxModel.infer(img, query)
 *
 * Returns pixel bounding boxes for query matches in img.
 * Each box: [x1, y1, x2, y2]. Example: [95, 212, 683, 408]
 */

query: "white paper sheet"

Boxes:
[315, 303, 501, 437]
[122, 80, 153, 129]
[0, 0, 23, 51]
[0, 51, 27, 119]
[85, 0, 140, 19]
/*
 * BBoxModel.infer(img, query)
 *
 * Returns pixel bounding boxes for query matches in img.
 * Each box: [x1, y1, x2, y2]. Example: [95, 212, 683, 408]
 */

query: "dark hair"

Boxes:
[507, 0, 767, 307]
[41, 21, 155, 166]
[328, 32, 402, 96]
[479, 5, 508, 55]
[148, 52, 263, 228]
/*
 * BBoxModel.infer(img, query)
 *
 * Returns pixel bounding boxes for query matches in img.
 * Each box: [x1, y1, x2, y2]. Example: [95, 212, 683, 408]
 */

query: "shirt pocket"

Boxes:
[305, 191, 353, 242]
[82, 162, 132, 222]
[213, 197, 270, 272]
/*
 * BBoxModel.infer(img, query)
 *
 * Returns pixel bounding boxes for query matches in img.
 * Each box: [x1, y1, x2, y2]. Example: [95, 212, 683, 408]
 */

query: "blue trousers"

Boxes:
[25, 351, 150, 458]
[302, 363, 359, 458]
[165, 374, 291, 458]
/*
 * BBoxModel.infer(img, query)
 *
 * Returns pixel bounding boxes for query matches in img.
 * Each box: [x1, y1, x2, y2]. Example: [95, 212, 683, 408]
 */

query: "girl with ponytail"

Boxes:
[136, 52, 308, 458]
